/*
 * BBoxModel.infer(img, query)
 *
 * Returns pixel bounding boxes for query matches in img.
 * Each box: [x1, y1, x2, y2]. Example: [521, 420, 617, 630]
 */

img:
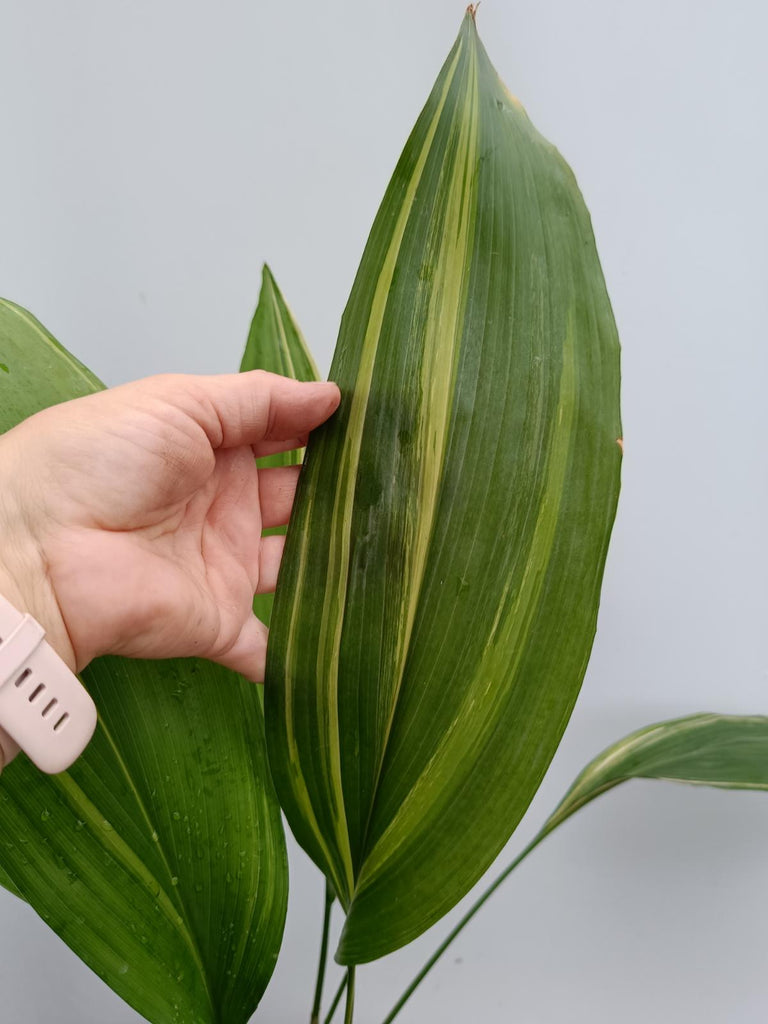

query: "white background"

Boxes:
[1, 1, 767, 1021]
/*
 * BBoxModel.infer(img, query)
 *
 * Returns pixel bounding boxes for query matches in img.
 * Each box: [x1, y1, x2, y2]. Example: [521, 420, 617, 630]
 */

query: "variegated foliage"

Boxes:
[265, 11, 622, 963]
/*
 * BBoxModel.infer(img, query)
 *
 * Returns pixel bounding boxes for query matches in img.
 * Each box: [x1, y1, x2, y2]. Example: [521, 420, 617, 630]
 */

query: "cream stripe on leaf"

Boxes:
[266, 11, 622, 962]
[539, 715, 768, 842]
[267, 32, 469, 900]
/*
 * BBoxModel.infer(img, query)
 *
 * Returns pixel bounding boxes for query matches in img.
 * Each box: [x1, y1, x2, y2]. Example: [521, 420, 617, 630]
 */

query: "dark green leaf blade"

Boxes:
[0, 863, 23, 900]
[0, 298, 288, 1023]
[239, 266, 320, 627]
[266, 12, 621, 963]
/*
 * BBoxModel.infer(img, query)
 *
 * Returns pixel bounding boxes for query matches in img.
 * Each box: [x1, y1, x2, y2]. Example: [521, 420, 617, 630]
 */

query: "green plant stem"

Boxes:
[323, 974, 347, 1024]
[344, 967, 356, 1024]
[380, 831, 551, 1023]
[311, 881, 335, 1023]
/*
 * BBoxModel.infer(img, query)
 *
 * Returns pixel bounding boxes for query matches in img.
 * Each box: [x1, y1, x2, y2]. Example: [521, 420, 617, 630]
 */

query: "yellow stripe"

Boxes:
[357, 314, 579, 887]
[268, 282, 296, 379]
[281, 42, 467, 901]
[398, 39, 480, 700]
[360, 39, 482, 843]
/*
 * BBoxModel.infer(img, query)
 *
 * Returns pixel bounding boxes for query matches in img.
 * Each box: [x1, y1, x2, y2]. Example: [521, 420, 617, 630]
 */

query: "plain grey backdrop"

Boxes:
[1, 1, 767, 1021]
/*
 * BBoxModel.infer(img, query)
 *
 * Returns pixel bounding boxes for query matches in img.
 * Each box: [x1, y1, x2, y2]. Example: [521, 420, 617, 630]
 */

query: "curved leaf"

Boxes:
[382, 713, 768, 1022]
[265, 12, 622, 964]
[0, 298, 288, 1023]
[239, 265, 320, 627]
[541, 713, 768, 839]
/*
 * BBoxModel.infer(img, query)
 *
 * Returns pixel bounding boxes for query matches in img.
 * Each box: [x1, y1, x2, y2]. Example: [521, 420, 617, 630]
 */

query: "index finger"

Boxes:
[160, 370, 341, 449]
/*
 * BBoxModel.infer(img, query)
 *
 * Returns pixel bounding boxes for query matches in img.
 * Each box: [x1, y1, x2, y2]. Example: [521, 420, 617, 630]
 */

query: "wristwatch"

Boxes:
[0, 593, 97, 774]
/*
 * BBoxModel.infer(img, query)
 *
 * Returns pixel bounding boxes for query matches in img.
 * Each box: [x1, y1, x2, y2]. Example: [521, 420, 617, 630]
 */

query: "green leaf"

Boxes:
[265, 12, 622, 964]
[0, 298, 288, 1023]
[541, 713, 768, 839]
[0, 862, 23, 900]
[381, 713, 768, 1022]
[240, 264, 319, 388]
[239, 265, 320, 627]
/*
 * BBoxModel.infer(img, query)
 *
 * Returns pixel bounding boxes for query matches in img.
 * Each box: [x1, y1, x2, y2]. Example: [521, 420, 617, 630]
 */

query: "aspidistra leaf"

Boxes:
[540, 713, 768, 841]
[266, 12, 622, 963]
[239, 264, 320, 449]
[377, 713, 768, 1018]
[0, 298, 288, 1023]
[239, 265, 320, 627]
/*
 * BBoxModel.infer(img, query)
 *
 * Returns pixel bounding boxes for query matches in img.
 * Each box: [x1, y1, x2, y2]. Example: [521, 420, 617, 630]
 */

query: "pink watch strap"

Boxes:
[0, 594, 97, 773]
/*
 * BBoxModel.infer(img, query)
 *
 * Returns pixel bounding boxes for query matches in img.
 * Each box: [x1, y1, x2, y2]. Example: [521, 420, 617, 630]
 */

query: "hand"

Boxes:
[0, 371, 340, 682]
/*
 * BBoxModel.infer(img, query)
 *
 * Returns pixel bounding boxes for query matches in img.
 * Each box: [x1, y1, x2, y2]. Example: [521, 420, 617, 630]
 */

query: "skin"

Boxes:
[0, 370, 340, 697]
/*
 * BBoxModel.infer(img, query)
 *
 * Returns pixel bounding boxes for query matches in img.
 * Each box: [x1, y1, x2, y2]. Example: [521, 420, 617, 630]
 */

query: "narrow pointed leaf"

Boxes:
[541, 713, 768, 840]
[381, 713, 768, 1021]
[0, 299, 288, 1023]
[239, 264, 320, 456]
[239, 266, 320, 627]
[266, 12, 622, 963]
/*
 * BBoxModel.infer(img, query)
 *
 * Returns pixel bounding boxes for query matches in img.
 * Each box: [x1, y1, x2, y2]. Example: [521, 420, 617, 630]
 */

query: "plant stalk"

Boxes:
[380, 830, 552, 1022]
[311, 881, 335, 1023]
[323, 974, 348, 1024]
[343, 967, 356, 1024]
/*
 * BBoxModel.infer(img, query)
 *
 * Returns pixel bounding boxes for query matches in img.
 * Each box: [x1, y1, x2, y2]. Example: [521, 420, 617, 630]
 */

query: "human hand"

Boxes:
[0, 371, 340, 682]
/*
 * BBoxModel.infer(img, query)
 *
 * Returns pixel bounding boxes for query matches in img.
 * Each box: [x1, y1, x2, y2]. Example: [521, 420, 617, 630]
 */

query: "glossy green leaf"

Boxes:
[265, 11, 622, 964]
[0, 298, 288, 1023]
[240, 265, 320, 627]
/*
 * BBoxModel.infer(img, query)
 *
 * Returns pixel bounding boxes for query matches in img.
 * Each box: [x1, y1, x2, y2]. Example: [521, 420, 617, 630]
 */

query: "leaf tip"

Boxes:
[466, 2, 480, 22]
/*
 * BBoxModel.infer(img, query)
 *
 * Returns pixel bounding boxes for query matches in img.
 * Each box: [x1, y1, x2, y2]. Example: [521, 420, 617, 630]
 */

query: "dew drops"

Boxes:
[40, 809, 51, 822]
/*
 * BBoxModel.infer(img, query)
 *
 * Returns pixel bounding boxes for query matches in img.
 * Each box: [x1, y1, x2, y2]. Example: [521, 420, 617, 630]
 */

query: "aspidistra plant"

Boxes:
[0, 8, 765, 1024]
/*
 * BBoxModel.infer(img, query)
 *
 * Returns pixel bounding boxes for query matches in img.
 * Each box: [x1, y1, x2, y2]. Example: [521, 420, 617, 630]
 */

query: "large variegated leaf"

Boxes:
[0, 298, 288, 1023]
[265, 11, 622, 963]
[240, 265, 320, 627]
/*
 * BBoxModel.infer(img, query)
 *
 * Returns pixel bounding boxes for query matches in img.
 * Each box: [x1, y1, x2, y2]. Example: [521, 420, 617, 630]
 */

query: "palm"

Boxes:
[4, 371, 339, 680]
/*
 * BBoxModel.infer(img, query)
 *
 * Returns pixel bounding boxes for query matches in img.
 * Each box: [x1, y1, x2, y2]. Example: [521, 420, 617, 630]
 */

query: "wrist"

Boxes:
[0, 441, 78, 675]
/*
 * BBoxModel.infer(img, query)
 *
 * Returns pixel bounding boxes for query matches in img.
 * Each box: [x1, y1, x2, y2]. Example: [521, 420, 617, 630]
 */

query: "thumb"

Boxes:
[211, 614, 270, 683]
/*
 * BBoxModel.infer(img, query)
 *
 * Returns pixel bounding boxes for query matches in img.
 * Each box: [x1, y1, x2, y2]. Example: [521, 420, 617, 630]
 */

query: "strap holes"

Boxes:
[14, 668, 32, 688]
[53, 713, 70, 732]
[29, 683, 46, 703]
[42, 699, 58, 718]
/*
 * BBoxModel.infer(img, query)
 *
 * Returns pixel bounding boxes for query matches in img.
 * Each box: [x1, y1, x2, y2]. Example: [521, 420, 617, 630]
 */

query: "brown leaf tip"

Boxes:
[466, 3, 480, 22]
